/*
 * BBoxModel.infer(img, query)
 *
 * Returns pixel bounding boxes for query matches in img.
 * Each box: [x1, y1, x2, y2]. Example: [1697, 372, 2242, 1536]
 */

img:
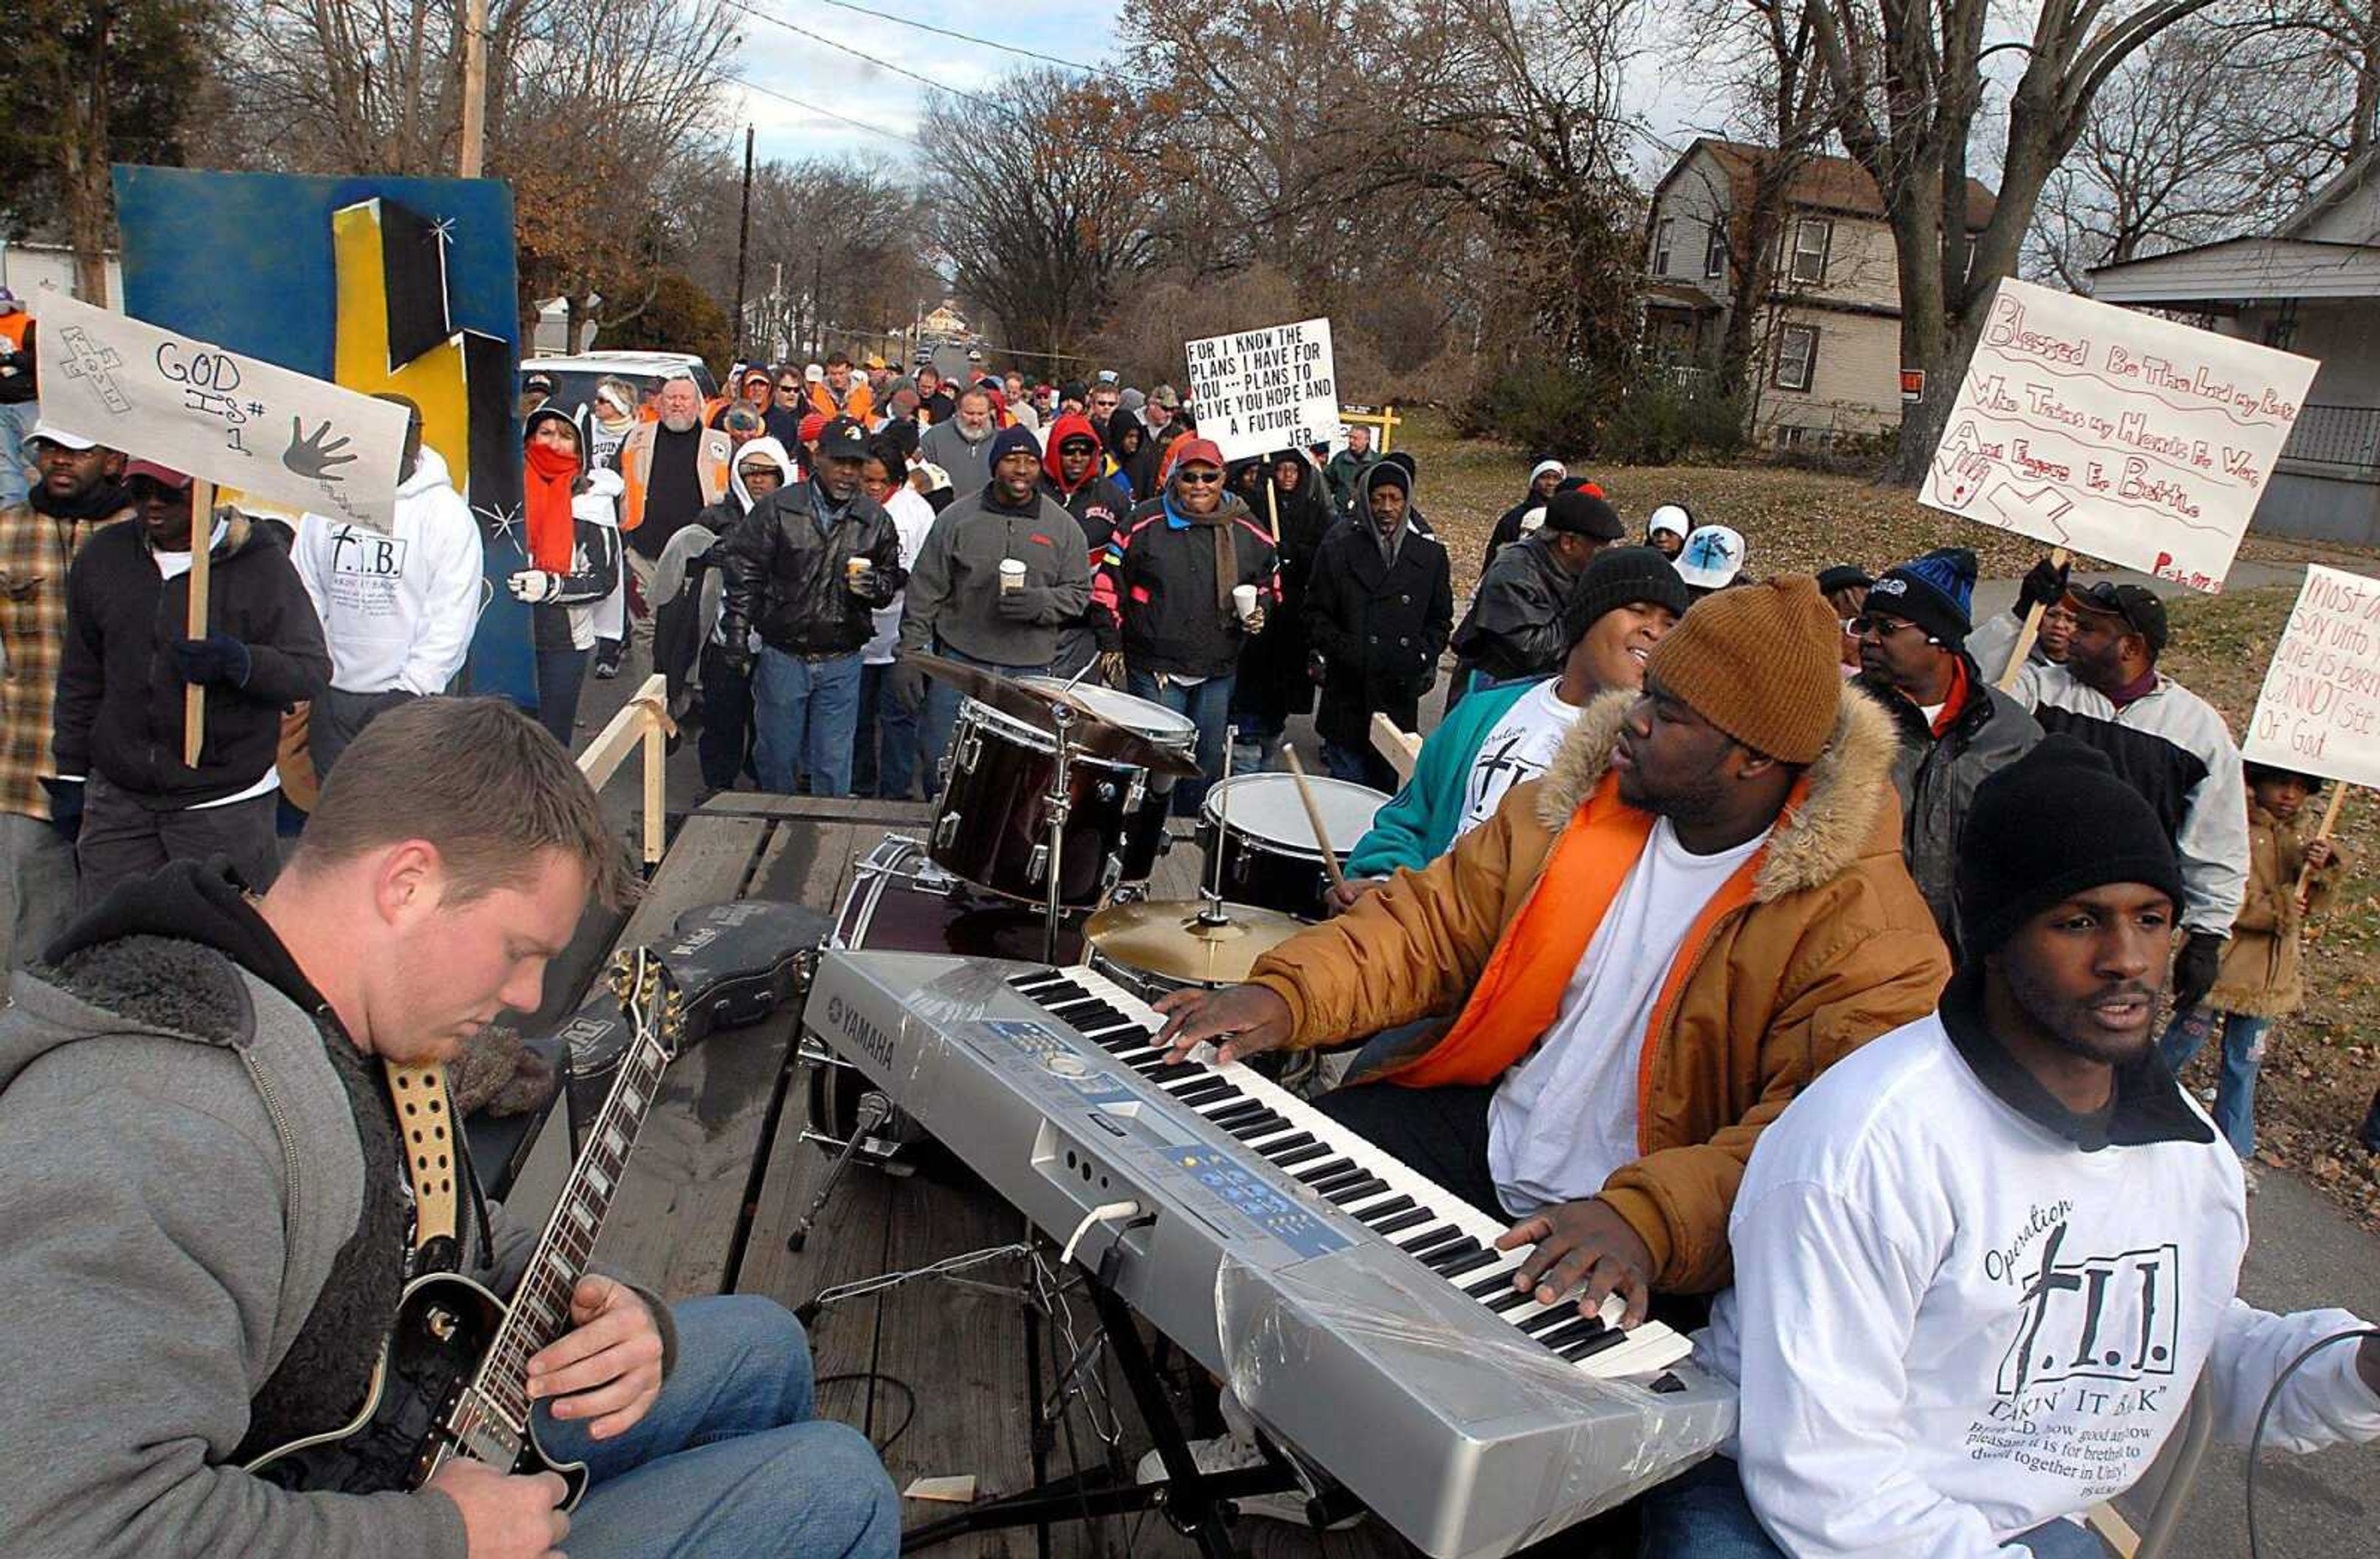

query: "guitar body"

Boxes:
[246, 1271, 589, 1507]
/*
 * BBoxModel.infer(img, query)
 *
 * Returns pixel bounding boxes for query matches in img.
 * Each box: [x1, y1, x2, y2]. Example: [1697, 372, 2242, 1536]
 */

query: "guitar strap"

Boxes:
[383, 1062, 460, 1251]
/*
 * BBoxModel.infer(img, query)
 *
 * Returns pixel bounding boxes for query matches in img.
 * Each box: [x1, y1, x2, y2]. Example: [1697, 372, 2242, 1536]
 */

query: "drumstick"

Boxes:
[1281, 748, 1347, 890]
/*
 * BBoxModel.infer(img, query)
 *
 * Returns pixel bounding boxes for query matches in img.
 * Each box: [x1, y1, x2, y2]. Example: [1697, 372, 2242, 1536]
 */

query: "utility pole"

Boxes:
[731, 125, 756, 363]
[458, 0, 489, 177]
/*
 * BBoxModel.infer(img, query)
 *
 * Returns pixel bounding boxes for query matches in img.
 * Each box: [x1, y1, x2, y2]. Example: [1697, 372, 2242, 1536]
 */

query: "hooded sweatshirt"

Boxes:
[1041, 412, 1132, 667]
[293, 446, 486, 696]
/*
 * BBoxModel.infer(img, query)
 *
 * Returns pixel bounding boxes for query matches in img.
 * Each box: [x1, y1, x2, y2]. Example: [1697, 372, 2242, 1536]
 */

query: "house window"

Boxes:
[1654, 218, 1675, 276]
[1774, 324, 1819, 392]
[1704, 223, 1727, 279]
[1790, 218, 1832, 286]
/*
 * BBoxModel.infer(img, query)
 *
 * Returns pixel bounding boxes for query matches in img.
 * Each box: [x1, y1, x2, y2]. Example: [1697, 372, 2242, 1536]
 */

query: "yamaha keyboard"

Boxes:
[805, 951, 1736, 1558]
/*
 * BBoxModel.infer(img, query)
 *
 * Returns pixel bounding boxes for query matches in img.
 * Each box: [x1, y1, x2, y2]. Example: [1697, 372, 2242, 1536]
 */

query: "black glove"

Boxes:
[2016, 555, 2070, 616]
[2171, 930, 2225, 1013]
[891, 661, 928, 715]
[996, 585, 1039, 622]
[38, 775, 84, 844]
[171, 635, 252, 689]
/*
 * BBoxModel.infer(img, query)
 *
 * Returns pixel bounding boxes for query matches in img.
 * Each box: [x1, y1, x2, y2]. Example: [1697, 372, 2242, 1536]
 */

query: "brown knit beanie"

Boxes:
[1643, 575, 1841, 763]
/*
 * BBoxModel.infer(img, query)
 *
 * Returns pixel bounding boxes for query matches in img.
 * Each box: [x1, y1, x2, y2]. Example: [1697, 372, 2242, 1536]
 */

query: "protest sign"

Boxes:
[2241, 565, 2380, 789]
[1920, 278, 2317, 594]
[33, 288, 410, 532]
[1184, 318, 1339, 463]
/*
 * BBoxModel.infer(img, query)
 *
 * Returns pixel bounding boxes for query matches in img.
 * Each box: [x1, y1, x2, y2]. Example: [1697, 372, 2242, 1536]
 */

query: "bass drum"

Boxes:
[804, 836, 1086, 1159]
[1196, 772, 1390, 922]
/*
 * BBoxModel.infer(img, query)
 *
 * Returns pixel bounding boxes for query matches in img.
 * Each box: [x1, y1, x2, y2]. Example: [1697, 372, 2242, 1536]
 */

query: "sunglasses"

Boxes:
[1846, 614, 1924, 639]
[1176, 468, 1223, 484]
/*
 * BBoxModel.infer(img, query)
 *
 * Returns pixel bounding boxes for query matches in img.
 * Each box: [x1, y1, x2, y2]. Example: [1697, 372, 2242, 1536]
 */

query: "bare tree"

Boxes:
[919, 71, 1161, 360]
[1796, 0, 2220, 481]
[209, 0, 736, 333]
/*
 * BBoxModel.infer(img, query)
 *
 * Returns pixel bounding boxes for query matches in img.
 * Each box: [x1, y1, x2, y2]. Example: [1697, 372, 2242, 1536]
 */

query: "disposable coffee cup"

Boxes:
[999, 559, 1026, 592]
[845, 555, 872, 583]
[1232, 583, 1260, 621]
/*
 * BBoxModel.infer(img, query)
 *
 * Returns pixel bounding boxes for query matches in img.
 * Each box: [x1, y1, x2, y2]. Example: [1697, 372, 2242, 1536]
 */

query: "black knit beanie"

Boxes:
[1863, 547, 1977, 648]
[1561, 546, 1691, 648]
[1957, 735, 2185, 961]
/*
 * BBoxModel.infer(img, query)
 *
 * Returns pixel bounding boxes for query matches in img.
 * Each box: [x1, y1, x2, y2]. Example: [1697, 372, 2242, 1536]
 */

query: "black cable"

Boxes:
[817, 1371, 920, 1455]
[2245, 1325, 2379, 1559]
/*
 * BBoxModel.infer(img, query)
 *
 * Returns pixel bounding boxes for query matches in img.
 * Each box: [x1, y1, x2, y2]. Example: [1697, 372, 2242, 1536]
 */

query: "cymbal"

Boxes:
[1084, 899, 1308, 988]
[904, 652, 1200, 778]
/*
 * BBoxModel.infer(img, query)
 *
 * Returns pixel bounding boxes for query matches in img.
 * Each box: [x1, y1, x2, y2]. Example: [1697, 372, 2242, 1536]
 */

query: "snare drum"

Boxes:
[804, 837, 1082, 1155]
[928, 697, 1152, 907]
[1021, 678, 1196, 884]
[1196, 772, 1388, 921]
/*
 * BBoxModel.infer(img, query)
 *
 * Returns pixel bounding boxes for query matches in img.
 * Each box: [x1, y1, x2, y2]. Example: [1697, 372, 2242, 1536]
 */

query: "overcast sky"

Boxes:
[720, 0, 1734, 177]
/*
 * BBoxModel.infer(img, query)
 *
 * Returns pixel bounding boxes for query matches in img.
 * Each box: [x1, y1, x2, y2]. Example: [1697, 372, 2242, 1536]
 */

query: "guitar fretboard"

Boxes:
[474, 1023, 671, 1426]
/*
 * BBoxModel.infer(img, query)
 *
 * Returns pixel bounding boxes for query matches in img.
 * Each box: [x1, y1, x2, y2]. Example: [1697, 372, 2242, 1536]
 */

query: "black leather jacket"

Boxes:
[715, 480, 904, 656]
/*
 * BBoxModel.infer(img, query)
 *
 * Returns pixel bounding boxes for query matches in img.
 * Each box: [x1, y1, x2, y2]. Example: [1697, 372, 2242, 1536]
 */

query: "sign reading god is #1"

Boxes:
[32, 288, 410, 533]
[1919, 278, 2317, 594]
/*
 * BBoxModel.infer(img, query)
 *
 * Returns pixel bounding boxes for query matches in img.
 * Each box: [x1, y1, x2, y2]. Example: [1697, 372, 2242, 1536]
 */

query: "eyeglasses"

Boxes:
[1846, 614, 1924, 639]
[777, 382, 801, 392]
[1176, 469, 1222, 484]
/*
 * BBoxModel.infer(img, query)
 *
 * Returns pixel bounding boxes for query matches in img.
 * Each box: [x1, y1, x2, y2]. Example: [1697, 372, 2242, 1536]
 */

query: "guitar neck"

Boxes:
[472, 1029, 671, 1425]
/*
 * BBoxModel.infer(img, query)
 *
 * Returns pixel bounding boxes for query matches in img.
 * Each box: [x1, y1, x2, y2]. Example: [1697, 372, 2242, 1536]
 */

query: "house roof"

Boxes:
[1660, 138, 1998, 232]
[2089, 234, 2380, 304]
[2280, 149, 2377, 241]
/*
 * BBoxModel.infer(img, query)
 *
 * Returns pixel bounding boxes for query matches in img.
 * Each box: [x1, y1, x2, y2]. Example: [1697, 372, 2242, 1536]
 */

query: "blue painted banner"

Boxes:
[114, 166, 534, 707]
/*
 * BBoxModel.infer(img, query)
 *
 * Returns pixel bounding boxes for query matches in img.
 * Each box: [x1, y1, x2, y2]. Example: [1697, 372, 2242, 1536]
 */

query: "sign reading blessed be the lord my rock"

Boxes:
[1920, 278, 2318, 594]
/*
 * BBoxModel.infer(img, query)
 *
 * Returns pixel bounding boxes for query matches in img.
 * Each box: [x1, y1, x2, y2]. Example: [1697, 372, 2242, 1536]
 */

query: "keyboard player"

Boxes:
[1157, 576, 1949, 1327]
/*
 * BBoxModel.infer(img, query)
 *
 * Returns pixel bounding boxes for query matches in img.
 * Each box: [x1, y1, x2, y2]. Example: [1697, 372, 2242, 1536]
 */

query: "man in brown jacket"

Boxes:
[1156, 576, 1949, 1327]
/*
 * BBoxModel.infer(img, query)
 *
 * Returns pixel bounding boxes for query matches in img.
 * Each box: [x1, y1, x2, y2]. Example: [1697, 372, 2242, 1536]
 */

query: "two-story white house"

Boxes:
[1642, 138, 1997, 448]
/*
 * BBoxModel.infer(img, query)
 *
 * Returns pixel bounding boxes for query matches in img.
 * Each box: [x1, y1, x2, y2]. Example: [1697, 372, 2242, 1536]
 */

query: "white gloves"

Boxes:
[507, 570, 562, 604]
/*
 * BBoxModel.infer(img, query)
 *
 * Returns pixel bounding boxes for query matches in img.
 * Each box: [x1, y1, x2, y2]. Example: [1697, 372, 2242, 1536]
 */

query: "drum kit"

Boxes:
[800, 651, 1391, 1162]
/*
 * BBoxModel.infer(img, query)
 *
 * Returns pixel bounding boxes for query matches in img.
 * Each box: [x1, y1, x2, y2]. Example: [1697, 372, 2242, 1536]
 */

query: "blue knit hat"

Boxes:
[989, 423, 1042, 469]
[1864, 547, 1976, 647]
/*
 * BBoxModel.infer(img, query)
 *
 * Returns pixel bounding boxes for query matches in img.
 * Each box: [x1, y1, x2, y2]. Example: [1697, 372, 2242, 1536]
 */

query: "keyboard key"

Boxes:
[1292, 1157, 1357, 1186]
[1370, 1207, 1430, 1237]
[1267, 1141, 1329, 1168]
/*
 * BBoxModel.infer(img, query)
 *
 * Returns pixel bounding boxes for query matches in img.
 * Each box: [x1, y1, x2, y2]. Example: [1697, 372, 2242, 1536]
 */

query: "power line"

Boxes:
[727, 73, 919, 144]
[730, 1, 1007, 112]
[804, 0, 1155, 88]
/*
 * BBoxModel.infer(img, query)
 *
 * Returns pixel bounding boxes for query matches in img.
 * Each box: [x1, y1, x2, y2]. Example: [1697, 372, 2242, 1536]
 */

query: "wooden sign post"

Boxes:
[1996, 546, 2070, 691]
[2296, 785, 2349, 910]
[183, 479, 216, 766]
[1339, 405, 1401, 454]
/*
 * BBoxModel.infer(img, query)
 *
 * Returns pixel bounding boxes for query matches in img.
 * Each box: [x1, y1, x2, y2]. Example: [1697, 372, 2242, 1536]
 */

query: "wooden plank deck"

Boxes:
[568, 795, 1409, 1557]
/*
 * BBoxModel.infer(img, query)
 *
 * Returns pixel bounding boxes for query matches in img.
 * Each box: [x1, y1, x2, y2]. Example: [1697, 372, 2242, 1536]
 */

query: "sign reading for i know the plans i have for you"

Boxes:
[1184, 317, 1339, 464]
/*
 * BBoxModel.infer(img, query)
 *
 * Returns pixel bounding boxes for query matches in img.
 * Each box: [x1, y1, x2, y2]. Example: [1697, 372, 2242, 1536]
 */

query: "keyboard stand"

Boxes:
[901, 1256, 1320, 1558]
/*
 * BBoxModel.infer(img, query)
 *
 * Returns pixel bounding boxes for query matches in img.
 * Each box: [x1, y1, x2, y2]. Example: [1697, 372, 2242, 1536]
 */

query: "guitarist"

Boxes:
[0, 698, 899, 1559]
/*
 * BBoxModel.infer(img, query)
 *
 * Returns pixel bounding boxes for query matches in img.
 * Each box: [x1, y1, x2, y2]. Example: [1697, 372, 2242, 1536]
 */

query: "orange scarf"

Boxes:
[1928, 653, 1972, 738]
[1385, 771, 1791, 1146]
[524, 442, 580, 573]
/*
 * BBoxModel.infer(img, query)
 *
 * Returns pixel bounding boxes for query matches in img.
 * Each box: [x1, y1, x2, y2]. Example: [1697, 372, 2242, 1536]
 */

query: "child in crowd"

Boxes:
[2159, 760, 2346, 1180]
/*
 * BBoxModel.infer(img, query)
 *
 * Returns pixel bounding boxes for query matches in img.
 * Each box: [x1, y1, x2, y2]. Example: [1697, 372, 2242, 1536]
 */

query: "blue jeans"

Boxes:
[920, 642, 1049, 796]
[536, 1295, 898, 1559]
[1127, 669, 1233, 816]
[2157, 1006, 2270, 1157]
[535, 645, 589, 750]
[1637, 1454, 2110, 1557]
[0, 400, 36, 510]
[854, 661, 920, 800]
[752, 647, 863, 797]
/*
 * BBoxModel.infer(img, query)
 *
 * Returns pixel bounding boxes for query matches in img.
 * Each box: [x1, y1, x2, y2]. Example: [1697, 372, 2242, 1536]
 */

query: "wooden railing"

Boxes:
[575, 673, 675, 867]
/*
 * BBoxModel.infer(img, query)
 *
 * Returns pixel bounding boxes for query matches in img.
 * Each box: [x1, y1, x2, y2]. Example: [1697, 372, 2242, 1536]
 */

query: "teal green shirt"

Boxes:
[1344, 678, 1540, 878]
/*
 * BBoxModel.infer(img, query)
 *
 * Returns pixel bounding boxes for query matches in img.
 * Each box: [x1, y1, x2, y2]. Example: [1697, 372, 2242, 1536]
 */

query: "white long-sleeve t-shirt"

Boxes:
[1699, 988, 2380, 1557]
[294, 447, 485, 695]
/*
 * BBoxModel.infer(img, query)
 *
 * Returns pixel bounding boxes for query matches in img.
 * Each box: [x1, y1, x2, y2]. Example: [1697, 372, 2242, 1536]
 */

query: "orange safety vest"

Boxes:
[616, 422, 733, 532]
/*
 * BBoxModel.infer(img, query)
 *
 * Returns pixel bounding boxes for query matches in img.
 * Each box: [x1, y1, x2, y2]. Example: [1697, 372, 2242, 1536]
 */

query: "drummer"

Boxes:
[1329, 547, 1687, 911]
[1155, 578, 1948, 1327]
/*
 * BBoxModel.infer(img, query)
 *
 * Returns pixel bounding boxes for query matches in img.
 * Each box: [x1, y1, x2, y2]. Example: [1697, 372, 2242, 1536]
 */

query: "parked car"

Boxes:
[521, 351, 719, 418]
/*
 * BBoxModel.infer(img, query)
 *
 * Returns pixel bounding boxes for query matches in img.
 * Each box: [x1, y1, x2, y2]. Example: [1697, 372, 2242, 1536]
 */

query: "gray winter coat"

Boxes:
[0, 942, 584, 1558]
[917, 417, 998, 497]
[898, 487, 1091, 669]
[1874, 661, 2042, 948]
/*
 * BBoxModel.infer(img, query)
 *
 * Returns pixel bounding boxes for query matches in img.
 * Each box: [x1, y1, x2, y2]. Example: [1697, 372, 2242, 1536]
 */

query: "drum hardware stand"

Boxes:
[901, 1239, 1327, 1558]
[1197, 743, 1236, 928]
[786, 1090, 896, 1251]
[1041, 699, 1080, 968]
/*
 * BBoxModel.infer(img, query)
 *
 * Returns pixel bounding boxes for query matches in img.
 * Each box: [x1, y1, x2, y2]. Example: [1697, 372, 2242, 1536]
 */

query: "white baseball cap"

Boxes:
[1646, 503, 1693, 539]
[27, 422, 97, 451]
[1675, 524, 1747, 590]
